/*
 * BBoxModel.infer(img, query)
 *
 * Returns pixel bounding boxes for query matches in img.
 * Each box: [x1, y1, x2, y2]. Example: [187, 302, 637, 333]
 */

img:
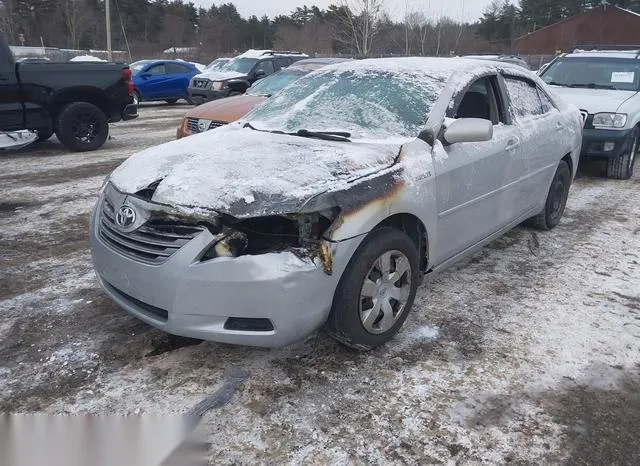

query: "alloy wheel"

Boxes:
[359, 250, 412, 334]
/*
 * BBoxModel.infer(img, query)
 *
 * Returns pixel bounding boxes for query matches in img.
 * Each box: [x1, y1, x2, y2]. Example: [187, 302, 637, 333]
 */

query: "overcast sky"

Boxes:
[195, 0, 494, 23]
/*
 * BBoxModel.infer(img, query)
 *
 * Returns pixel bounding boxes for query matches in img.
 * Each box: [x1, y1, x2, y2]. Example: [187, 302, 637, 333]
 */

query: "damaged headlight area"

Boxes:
[200, 208, 340, 262]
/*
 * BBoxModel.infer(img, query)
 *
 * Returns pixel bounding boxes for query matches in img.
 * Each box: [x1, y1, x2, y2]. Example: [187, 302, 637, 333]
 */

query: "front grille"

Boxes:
[104, 281, 169, 322]
[98, 199, 204, 264]
[192, 79, 209, 89]
[186, 118, 227, 134]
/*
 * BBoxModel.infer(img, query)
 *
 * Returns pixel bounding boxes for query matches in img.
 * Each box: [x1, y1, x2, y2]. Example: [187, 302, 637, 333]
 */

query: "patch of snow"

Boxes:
[193, 70, 246, 81]
[70, 55, 106, 62]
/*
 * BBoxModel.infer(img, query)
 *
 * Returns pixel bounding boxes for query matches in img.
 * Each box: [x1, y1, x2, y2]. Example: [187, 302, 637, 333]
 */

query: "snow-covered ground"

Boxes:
[1, 103, 639, 464]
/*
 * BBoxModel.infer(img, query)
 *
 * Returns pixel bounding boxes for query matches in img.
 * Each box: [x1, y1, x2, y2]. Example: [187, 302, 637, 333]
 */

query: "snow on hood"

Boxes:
[109, 124, 401, 218]
[194, 70, 246, 81]
[548, 86, 637, 113]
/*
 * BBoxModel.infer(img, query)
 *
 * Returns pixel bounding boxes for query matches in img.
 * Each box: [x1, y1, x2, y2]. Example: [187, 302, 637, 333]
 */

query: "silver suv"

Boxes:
[540, 48, 640, 179]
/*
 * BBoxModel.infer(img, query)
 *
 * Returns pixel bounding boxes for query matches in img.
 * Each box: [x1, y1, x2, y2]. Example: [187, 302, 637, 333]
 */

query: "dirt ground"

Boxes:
[1, 103, 639, 464]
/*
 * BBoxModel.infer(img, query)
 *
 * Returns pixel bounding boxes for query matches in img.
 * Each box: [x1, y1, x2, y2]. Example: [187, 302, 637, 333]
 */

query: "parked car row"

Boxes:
[89, 55, 589, 351]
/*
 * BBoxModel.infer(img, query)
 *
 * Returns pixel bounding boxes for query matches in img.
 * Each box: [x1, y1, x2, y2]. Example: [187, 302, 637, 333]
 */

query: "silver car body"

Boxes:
[90, 58, 582, 347]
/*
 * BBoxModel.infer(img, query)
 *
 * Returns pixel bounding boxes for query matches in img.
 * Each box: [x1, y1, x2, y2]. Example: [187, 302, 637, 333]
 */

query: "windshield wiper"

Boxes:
[293, 129, 351, 142]
[548, 81, 569, 87]
[243, 123, 351, 142]
[568, 83, 616, 89]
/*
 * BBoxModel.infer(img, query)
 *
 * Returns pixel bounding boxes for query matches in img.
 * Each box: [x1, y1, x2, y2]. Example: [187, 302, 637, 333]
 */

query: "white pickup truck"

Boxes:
[539, 48, 639, 179]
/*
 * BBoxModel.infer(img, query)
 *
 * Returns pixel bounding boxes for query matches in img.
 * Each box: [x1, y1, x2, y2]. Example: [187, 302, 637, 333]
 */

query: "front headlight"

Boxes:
[592, 113, 627, 128]
[212, 81, 225, 91]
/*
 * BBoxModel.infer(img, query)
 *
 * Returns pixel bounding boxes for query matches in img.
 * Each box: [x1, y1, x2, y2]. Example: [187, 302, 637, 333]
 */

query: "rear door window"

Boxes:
[504, 76, 544, 118]
[166, 63, 191, 74]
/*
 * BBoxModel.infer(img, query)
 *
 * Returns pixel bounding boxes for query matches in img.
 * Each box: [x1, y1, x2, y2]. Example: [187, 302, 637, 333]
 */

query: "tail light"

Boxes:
[122, 68, 134, 97]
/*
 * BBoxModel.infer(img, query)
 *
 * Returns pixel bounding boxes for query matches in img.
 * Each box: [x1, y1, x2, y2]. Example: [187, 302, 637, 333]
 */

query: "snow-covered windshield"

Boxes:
[130, 60, 152, 74]
[245, 68, 443, 139]
[542, 57, 640, 91]
[205, 58, 230, 71]
[247, 69, 306, 96]
[226, 57, 258, 74]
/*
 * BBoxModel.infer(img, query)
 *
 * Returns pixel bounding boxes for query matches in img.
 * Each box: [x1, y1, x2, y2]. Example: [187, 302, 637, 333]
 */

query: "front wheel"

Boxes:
[527, 160, 572, 230]
[133, 91, 141, 105]
[165, 98, 178, 104]
[55, 102, 109, 152]
[325, 228, 419, 350]
[607, 127, 638, 180]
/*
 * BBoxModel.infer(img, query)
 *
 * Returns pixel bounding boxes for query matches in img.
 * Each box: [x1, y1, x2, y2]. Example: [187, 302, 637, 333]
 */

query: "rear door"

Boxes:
[502, 75, 563, 214]
[434, 74, 525, 262]
[0, 39, 23, 129]
[165, 62, 194, 98]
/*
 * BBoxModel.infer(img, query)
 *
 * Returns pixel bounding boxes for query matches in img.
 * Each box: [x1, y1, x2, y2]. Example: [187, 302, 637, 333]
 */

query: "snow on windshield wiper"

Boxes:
[243, 123, 351, 142]
[548, 81, 569, 87]
[568, 83, 616, 89]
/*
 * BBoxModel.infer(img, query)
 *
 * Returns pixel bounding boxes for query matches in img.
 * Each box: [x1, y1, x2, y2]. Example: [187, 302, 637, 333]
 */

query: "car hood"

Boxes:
[109, 124, 401, 218]
[193, 70, 246, 81]
[184, 95, 267, 121]
[548, 86, 638, 113]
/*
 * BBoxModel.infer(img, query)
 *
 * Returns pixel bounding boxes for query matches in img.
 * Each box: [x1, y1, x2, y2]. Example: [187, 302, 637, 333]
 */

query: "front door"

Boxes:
[433, 75, 525, 263]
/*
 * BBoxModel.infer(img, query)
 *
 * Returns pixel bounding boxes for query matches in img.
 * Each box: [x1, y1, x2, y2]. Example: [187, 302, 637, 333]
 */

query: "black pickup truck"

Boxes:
[0, 33, 137, 151]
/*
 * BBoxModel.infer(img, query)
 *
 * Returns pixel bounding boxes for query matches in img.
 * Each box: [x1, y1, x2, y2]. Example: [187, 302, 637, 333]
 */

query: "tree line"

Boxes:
[1, 0, 639, 60]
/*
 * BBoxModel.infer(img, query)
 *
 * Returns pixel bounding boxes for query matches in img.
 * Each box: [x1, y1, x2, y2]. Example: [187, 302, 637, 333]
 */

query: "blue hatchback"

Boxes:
[130, 60, 200, 104]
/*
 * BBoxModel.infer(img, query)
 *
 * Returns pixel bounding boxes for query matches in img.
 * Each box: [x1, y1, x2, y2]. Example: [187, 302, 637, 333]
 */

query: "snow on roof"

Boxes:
[569, 50, 640, 59]
[70, 55, 107, 62]
[237, 49, 273, 59]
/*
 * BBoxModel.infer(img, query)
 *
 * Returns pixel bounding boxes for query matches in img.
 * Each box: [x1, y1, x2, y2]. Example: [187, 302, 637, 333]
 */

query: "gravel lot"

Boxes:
[1, 103, 639, 464]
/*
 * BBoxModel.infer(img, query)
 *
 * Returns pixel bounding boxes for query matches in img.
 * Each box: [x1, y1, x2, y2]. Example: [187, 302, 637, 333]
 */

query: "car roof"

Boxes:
[293, 58, 353, 66]
[318, 56, 524, 77]
[566, 50, 640, 59]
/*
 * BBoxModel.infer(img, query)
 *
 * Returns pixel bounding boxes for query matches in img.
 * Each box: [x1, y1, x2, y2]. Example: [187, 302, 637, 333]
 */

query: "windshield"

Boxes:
[226, 57, 258, 74]
[130, 60, 152, 74]
[245, 68, 442, 139]
[541, 57, 640, 91]
[205, 58, 229, 70]
[247, 70, 306, 96]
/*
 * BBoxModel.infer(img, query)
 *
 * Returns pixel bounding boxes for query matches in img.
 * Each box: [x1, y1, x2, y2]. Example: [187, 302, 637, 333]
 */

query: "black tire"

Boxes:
[606, 127, 638, 180]
[55, 102, 109, 152]
[527, 160, 572, 231]
[36, 128, 53, 141]
[325, 228, 419, 351]
[165, 98, 178, 104]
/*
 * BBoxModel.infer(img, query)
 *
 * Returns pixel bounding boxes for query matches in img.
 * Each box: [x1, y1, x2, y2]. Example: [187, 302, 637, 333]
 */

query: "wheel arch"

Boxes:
[371, 213, 429, 272]
[52, 87, 110, 120]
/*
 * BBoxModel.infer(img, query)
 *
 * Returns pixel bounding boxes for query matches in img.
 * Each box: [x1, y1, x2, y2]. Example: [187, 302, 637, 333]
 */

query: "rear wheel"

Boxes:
[165, 98, 178, 104]
[133, 91, 141, 105]
[325, 228, 419, 350]
[55, 102, 109, 152]
[527, 160, 571, 230]
[606, 127, 638, 180]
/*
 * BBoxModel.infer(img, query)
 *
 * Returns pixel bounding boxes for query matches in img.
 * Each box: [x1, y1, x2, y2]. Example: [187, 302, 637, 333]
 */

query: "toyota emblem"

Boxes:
[198, 119, 210, 132]
[115, 205, 136, 228]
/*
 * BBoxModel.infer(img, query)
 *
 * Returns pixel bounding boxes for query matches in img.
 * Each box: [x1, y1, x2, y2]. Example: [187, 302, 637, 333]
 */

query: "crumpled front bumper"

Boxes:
[89, 200, 362, 347]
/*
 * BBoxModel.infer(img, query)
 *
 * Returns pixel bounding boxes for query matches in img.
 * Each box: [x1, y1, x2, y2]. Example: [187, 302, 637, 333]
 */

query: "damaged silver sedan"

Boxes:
[90, 58, 582, 349]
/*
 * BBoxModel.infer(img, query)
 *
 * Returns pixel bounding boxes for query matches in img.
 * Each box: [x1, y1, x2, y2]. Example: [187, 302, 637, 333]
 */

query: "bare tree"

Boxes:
[61, 0, 89, 49]
[338, 0, 385, 57]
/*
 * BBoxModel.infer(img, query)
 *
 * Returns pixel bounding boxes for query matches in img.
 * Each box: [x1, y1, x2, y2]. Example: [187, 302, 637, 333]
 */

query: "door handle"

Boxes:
[505, 138, 520, 151]
[555, 121, 564, 131]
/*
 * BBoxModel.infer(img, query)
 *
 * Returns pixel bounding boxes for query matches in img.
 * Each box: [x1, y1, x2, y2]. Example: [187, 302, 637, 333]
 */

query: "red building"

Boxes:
[514, 4, 640, 54]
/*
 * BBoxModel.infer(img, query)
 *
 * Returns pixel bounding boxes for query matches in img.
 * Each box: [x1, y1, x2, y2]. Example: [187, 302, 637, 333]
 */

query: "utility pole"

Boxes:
[106, 0, 113, 61]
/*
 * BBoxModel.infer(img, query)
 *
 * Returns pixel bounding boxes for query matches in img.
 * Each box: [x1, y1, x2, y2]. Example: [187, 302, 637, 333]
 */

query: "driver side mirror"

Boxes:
[442, 118, 493, 145]
[254, 70, 266, 79]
